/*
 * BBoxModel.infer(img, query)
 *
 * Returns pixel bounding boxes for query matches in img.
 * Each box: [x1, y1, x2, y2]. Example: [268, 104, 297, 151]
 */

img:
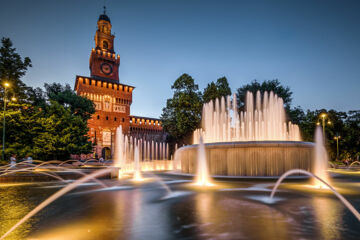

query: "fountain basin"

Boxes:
[177, 141, 314, 176]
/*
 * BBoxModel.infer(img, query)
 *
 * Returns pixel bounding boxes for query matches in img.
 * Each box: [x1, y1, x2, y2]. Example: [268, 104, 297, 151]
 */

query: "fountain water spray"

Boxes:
[195, 136, 213, 186]
[313, 126, 329, 187]
[112, 126, 171, 176]
[0, 168, 113, 240]
[133, 142, 143, 181]
[349, 161, 360, 168]
[114, 126, 126, 178]
[269, 169, 360, 221]
[194, 91, 301, 143]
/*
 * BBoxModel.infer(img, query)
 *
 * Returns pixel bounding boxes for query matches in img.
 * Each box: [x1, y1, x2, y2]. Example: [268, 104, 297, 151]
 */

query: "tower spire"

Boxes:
[103, 5, 106, 15]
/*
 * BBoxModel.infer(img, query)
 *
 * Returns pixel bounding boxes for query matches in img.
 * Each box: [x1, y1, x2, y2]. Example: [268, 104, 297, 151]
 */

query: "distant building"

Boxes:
[74, 7, 166, 159]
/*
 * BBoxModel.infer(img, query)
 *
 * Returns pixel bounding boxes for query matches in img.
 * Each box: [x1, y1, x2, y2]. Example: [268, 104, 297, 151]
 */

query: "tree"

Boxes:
[31, 101, 92, 160]
[298, 109, 352, 161]
[342, 111, 360, 160]
[0, 81, 95, 161]
[0, 38, 94, 162]
[236, 79, 293, 110]
[1, 96, 93, 161]
[287, 106, 306, 125]
[0, 37, 32, 101]
[203, 76, 231, 103]
[161, 73, 203, 144]
[44, 83, 95, 120]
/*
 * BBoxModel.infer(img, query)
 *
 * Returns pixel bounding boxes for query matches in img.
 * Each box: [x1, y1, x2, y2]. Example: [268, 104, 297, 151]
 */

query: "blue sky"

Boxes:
[0, 0, 359, 118]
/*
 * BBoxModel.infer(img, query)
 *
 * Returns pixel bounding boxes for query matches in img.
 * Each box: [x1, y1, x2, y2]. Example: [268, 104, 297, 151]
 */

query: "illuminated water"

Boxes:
[193, 91, 301, 144]
[313, 126, 330, 187]
[1, 173, 360, 240]
[194, 136, 213, 186]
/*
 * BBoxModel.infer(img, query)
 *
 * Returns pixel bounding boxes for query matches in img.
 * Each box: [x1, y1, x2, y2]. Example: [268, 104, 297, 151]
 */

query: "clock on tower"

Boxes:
[89, 7, 120, 82]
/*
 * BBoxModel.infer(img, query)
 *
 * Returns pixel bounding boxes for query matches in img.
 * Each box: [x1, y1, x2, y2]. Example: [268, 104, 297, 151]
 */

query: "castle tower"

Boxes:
[89, 6, 120, 82]
[74, 7, 165, 160]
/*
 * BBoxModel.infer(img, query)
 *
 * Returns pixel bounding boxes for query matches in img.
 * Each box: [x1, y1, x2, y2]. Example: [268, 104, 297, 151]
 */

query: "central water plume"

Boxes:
[194, 91, 301, 144]
[313, 126, 330, 187]
[195, 136, 213, 186]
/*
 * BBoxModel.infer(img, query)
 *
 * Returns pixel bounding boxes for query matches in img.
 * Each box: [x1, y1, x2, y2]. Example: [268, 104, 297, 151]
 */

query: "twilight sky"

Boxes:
[0, 0, 359, 118]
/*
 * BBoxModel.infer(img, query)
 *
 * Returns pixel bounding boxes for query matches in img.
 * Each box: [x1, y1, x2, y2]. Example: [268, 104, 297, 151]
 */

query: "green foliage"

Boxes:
[296, 109, 359, 161]
[1, 98, 93, 161]
[340, 111, 360, 160]
[203, 76, 231, 103]
[0, 37, 32, 101]
[236, 79, 293, 109]
[44, 83, 95, 120]
[161, 73, 203, 144]
[0, 37, 94, 161]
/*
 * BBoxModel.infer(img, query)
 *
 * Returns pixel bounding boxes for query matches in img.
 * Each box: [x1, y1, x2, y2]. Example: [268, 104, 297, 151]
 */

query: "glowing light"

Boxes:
[308, 184, 330, 190]
[194, 136, 214, 187]
[313, 126, 330, 187]
[4, 82, 9, 88]
[193, 91, 301, 144]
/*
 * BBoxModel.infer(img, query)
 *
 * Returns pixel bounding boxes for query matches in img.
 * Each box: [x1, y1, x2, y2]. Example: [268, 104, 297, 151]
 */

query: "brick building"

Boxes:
[74, 8, 166, 159]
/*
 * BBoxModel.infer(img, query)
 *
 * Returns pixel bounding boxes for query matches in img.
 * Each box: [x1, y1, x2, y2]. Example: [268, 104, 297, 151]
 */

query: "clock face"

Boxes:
[101, 63, 113, 75]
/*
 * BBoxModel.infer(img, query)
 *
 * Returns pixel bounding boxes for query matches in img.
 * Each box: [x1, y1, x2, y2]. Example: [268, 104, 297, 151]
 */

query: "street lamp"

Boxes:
[318, 112, 331, 140]
[2, 82, 15, 161]
[334, 134, 341, 160]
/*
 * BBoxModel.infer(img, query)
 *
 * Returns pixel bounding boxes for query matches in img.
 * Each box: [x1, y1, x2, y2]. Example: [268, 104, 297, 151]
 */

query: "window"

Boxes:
[103, 40, 108, 49]
[106, 116, 109, 120]
[114, 117, 117, 121]
[97, 115, 100, 120]
[122, 118, 125, 122]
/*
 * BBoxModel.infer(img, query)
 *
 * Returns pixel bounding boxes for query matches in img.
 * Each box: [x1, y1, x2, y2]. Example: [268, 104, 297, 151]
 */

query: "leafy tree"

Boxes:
[342, 111, 360, 160]
[298, 109, 351, 160]
[236, 79, 293, 110]
[32, 101, 92, 160]
[1, 98, 93, 161]
[44, 83, 95, 120]
[0, 37, 32, 101]
[26, 87, 46, 108]
[203, 76, 231, 103]
[161, 73, 203, 144]
[0, 38, 94, 162]
[288, 106, 306, 125]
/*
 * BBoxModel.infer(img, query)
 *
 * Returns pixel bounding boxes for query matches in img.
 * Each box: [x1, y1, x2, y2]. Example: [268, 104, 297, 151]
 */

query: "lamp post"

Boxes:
[317, 112, 331, 141]
[2, 82, 10, 161]
[334, 135, 341, 160]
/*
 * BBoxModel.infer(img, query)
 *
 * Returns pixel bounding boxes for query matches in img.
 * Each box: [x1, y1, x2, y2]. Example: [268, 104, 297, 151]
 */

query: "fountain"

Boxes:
[0, 168, 114, 240]
[194, 91, 301, 143]
[113, 126, 125, 178]
[194, 136, 213, 186]
[112, 126, 172, 178]
[176, 91, 314, 177]
[269, 169, 360, 221]
[349, 161, 360, 168]
[133, 142, 143, 181]
[313, 126, 330, 187]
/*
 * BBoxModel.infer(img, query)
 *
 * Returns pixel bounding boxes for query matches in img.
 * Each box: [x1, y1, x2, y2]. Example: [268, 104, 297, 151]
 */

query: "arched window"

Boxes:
[103, 41, 108, 50]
